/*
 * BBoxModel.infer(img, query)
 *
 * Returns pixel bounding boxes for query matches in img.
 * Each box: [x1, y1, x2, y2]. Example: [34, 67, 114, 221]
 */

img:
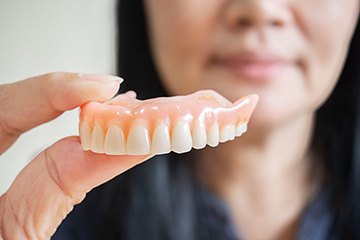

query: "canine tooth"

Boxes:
[192, 120, 207, 149]
[104, 125, 126, 155]
[171, 121, 193, 153]
[235, 123, 248, 136]
[80, 122, 91, 150]
[151, 123, 171, 154]
[127, 124, 150, 155]
[91, 124, 105, 153]
[220, 125, 235, 143]
[207, 123, 219, 147]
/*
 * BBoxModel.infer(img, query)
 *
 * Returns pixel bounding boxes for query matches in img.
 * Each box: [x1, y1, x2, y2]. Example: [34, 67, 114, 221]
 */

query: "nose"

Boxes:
[223, 0, 292, 31]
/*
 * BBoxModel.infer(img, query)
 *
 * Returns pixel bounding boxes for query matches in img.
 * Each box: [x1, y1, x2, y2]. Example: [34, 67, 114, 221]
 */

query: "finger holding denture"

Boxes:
[79, 90, 258, 155]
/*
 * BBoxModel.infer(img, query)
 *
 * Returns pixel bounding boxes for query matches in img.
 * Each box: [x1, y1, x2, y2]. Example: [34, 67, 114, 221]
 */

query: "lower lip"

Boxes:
[215, 60, 292, 81]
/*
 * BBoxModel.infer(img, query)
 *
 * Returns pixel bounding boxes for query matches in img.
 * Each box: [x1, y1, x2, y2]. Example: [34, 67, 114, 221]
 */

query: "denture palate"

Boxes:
[79, 90, 258, 155]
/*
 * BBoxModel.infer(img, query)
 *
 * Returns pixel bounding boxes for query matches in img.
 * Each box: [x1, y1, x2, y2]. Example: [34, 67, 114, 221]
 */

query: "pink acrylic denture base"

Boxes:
[79, 90, 258, 139]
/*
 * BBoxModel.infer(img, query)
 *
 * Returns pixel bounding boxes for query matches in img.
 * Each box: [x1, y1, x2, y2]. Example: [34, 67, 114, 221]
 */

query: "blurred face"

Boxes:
[144, 0, 359, 127]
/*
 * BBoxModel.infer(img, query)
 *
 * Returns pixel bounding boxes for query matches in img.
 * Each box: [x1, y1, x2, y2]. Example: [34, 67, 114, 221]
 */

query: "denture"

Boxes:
[79, 90, 258, 155]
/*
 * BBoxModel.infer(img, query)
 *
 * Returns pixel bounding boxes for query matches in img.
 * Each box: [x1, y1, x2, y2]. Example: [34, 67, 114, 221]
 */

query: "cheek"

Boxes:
[296, 1, 359, 108]
[146, 0, 224, 95]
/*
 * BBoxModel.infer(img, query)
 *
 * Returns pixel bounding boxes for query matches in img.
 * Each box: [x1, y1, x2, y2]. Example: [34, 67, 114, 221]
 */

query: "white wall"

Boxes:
[0, 0, 117, 194]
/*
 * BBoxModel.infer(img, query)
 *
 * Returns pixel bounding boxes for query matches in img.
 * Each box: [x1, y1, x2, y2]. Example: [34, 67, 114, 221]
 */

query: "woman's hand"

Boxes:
[0, 73, 151, 239]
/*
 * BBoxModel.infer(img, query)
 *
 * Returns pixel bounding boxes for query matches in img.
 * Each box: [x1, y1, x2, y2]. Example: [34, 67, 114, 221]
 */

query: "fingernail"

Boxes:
[79, 73, 124, 84]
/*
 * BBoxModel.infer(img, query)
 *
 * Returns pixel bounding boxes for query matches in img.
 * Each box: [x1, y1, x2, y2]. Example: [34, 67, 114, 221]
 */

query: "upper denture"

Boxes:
[79, 90, 258, 155]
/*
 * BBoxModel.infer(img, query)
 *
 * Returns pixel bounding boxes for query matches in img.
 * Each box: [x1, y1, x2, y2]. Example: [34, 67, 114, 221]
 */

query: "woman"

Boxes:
[1, 0, 359, 239]
[56, 0, 360, 239]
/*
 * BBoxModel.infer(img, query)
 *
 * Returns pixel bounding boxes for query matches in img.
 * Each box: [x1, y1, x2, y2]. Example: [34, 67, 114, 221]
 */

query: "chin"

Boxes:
[255, 102, 314, 131]
[249, 106, 286, 129]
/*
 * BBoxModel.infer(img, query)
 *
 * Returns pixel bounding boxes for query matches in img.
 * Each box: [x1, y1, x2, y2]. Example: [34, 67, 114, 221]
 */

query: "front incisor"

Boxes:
[127, 124, 151, 155]
[151, 123, 171, 154]
[171, 121, 193, 153]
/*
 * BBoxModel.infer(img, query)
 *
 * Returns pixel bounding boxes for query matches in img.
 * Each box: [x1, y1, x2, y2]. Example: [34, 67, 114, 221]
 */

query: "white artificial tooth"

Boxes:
[235, 123, 248, 137]
[104, 125, 126, 155]
[91, 124, 105, 153]
[220, 125, 235, 143]
[171, 121, 193, 153]
[207, 123, 219, 147]
[79, 122, 91, 150]
[126, 124, 150, 155]
[192, 120, 207, 149]
[151, 123, 171, 154]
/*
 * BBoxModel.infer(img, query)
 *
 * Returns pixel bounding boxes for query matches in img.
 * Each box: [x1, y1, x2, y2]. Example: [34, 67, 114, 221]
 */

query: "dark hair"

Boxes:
[313, 13, 360, 238]
[102, 0, 360, 239]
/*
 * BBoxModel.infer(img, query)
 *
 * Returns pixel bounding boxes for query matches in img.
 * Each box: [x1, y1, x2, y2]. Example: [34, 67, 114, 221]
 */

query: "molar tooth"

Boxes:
[220, 125, 235, 143]
[151, 123, 171, 154]
[80, 122, 91, 150]
[126, 124, 150, 155]
[235, 123, 248, 137]
[171, 121, 193, 153]
[91, 124, 105, 153]
[104, 125, 126, 155]
[192, 120, 207, 149]
[207, 123, 219, 147]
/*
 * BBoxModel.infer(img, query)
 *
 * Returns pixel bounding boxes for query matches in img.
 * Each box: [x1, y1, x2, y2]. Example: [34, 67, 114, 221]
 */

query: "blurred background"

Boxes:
[0, 0, 117, 194]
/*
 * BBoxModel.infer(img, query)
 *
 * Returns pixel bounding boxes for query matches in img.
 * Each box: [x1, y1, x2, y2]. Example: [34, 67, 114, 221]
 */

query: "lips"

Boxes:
[212, 52, 293, 81]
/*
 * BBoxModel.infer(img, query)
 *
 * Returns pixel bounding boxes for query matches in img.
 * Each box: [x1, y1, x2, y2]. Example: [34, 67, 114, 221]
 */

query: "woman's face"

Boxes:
[144, 0, 359, 127]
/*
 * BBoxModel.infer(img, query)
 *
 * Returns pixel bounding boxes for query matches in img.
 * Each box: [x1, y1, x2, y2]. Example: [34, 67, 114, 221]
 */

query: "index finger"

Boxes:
[0, 72, 122, 154]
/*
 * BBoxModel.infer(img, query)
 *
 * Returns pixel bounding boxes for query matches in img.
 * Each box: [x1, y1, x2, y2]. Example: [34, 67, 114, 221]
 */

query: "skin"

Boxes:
[144, 0, 359, 239]
[0, 73, 152, 239]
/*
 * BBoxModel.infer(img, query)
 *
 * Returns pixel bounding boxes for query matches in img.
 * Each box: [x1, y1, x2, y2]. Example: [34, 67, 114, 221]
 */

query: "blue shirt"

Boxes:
[53, 181, 335, 240]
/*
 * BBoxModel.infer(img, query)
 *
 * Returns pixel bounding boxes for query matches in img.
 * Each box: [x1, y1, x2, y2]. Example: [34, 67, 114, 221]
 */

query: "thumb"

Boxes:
[0, 137, 151, 239]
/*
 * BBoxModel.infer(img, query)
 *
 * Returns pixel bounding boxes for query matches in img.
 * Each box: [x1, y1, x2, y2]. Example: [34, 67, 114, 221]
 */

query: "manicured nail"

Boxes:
[79, 73, 124, 84]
